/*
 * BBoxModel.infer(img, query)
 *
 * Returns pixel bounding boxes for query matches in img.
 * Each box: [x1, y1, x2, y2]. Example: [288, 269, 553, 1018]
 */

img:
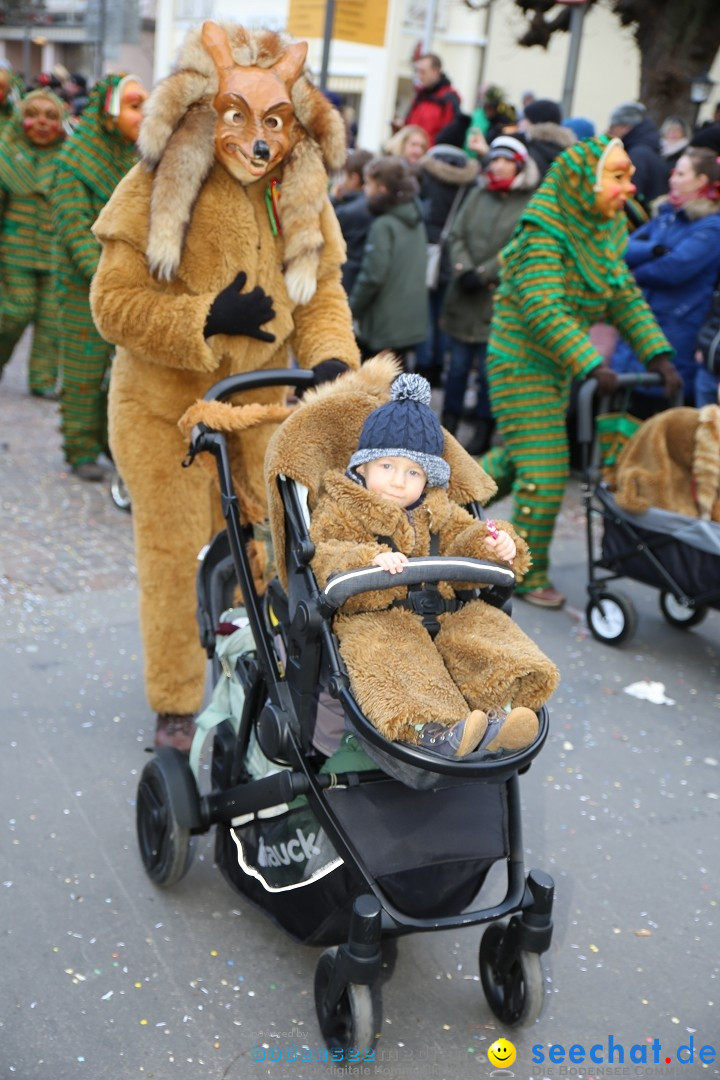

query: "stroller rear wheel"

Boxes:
[136, 750, 197, 887]
[479, 922, 544, 1027]
[659, 591, 708, 630]
[110, 469, 131, 512]
[586, 589, 637, 645]
[314, 946, 376, 1058]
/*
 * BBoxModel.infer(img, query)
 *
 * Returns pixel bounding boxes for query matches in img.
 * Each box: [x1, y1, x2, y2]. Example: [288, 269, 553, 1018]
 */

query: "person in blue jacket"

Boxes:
[610, 147, 720, 415]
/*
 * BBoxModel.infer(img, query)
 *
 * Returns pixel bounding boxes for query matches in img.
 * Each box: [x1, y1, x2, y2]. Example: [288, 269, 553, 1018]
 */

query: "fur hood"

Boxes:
[136, 20, 347, 304]
[525, 122, 576, 151]
[651, 193, 720, 222]
[419, 150, 479, 188]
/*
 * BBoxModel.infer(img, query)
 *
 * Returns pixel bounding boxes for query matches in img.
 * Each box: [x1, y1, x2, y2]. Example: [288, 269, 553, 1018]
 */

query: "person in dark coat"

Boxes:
[349, 156, 429, 360]
[521, 98, 576, 177]
[610, 147, 720, 412]
[331, 148, 374, 295]
[608, 101, 669, 209]
[414, 143, 478, 385]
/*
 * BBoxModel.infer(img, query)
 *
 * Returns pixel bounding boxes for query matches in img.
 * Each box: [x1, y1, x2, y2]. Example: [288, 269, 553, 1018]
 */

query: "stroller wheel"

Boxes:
[586, 589, 637, 646]
[110, 470, 131, 512]
[136, 750, 197, 887]
[314, 946, 376, 1058]
[479, 922, 544, 1028]
[659, 591, 708, 630]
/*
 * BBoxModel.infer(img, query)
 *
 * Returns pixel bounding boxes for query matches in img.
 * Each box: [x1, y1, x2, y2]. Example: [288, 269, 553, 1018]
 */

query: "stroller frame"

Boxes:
[577, 372, 718, 645]
[136, 369, 555, 1049]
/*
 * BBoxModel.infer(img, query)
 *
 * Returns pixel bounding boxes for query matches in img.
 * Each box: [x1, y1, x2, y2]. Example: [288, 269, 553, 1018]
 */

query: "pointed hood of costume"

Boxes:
[52, 74, 140, 203]
[513, 135, 629, 293]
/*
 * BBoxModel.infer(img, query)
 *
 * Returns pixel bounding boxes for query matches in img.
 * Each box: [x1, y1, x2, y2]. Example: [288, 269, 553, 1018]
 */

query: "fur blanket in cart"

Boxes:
[613, 403, 720, 522]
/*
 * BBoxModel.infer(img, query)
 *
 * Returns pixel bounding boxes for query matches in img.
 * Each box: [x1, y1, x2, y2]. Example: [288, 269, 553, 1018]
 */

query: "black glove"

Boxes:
[590, 364, 619, 396]
[203, 271, 276, 342]
[295, 359, 349, 399]
[646, 352, 684, 399]
[458, 269, 483, 294]
[651, 244, 670, 258]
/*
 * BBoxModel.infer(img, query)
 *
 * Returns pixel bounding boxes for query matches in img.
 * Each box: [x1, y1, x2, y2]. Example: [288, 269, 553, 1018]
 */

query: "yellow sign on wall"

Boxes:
[287, 0, 390, 49]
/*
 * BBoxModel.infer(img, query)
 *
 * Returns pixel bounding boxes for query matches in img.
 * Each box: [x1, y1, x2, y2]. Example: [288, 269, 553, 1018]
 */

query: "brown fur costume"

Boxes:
[90, 21, 360, 716]
[614, 404, 720, 522]
[263, 356, 559, 745]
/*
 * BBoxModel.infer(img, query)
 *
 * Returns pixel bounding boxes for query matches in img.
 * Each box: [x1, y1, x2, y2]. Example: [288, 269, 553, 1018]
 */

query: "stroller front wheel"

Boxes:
[479, 922, 544, 1027]
[659, 591, 708, 630]
[314, 946, 376, 1059]
[586, 589, 637, 645]
[136, 750, 196, 887]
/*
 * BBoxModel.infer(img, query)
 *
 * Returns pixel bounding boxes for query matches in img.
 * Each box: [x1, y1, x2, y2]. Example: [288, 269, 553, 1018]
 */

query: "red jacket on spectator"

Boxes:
[405, 76, 461, 147]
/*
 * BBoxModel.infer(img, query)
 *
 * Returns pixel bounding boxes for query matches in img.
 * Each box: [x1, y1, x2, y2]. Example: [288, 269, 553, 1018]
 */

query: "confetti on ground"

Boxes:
[623, 681, 676, 706]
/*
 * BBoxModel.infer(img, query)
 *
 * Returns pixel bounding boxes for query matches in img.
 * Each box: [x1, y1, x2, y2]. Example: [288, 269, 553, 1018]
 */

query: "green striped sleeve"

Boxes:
[50, 167, 102, 282]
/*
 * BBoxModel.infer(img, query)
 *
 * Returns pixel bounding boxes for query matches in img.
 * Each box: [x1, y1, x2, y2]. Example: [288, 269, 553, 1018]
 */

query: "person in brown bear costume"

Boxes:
[309, 373, 559, 758]
[90, 20, 360, 752]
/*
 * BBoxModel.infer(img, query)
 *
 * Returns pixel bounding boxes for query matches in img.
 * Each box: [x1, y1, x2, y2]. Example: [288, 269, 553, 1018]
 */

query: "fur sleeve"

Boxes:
[90, 238, 219, 373]
[289, 202, 361, 371]
[441, 510, 532, 582]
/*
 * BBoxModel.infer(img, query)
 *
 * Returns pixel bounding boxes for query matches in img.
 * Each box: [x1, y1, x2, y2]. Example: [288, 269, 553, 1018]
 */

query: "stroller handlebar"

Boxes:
[319, 557, 516, 614]
[576, 371, 665, 446]
[202, 368, 316, 403]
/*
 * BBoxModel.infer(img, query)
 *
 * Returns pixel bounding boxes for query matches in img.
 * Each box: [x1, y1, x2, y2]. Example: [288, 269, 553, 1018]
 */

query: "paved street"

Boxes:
[1, 338, 719, 1080]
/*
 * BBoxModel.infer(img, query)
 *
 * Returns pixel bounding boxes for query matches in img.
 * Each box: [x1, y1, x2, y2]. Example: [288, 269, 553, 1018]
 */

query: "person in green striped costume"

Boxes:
[49, 73, 147, 481]
[480, 135, 683, 608]
[0, 88, 67, 397]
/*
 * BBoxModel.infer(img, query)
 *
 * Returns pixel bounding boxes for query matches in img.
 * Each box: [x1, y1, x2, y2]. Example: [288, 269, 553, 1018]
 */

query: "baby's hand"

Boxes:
[373, 551, 409, 574]
[486, 528, 516, 564]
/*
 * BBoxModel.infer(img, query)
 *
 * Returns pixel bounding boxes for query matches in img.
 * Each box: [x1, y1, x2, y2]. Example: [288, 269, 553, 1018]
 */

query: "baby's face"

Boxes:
[357, 456, 427, 508]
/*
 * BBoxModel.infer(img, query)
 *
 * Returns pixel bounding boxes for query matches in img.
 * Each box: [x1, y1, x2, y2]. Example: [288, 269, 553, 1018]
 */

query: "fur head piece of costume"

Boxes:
[138, 19, 347, 305]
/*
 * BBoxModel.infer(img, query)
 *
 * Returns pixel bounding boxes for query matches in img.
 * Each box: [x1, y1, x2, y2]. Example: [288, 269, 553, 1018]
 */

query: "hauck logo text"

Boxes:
[532, 1034, 716, 1069]
[257, 828, 320, 868]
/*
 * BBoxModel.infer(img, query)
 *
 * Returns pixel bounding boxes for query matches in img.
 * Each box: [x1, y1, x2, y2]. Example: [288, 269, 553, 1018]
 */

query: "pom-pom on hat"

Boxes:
[349, 373, 451, 488]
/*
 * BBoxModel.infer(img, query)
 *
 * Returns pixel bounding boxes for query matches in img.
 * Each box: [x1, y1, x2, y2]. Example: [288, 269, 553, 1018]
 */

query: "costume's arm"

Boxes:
[605, 274, 673, 364]
[89, 237, 220, 372]
[349, 219, 390, 316]
[441, 508, 532, 582]
[50, 168, 101, 281]
[508, 226, 604, 379]
[290, 204, 361, 370]
[632, 222, 720, 289]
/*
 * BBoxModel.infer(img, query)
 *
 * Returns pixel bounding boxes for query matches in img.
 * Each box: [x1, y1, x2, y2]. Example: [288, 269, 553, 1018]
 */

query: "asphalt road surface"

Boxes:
[1, 340, 718, 1080]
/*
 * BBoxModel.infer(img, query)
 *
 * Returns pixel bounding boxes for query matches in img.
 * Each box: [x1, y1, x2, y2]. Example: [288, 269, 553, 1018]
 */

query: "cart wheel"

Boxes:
[659, 591, 708, 630]
[136, 750, 196, 887]
[110, 470, 131, 512]
[479, 923, 544, 1028]
[586, 590, 637, 645]
[314, 946, 376, 1058]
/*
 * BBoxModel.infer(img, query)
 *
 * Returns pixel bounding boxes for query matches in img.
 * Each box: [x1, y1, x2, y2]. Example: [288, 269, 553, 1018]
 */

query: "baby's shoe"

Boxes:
[479, 706, 539, 753]
[415, 710, 488, 758]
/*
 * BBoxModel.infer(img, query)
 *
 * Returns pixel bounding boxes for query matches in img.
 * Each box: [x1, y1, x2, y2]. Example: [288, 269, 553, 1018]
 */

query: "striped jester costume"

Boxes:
[480, 135, 672, 593]
[49, 74, 139, 467]
[0, 89, 67, 394]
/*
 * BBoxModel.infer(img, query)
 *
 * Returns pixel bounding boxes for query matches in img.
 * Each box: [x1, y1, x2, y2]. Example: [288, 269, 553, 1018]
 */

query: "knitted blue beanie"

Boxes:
[348, 373, 450, 488]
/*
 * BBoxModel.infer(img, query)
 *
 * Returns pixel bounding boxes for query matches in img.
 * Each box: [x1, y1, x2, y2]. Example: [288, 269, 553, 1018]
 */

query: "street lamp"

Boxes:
[690, 71, 715, 128]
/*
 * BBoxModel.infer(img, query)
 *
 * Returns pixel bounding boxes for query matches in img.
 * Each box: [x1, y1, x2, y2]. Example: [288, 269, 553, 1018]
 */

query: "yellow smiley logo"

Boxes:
[488, 1038, 517, 1068]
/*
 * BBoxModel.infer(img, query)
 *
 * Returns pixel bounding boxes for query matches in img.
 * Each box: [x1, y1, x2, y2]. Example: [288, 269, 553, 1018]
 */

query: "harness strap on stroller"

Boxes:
[375, 532, 462, 638]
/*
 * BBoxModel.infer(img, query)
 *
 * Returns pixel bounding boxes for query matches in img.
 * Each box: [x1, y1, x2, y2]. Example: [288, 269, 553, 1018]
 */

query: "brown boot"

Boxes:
[154, 713, 196, 754]
[483, 707, 539, 753]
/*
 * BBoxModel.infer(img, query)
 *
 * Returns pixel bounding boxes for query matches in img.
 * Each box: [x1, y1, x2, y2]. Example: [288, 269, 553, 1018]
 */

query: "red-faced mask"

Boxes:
[22, 95, 64, 147]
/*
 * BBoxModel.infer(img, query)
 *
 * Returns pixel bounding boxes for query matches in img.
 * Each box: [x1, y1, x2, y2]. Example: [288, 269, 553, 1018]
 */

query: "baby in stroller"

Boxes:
[309, 373, 560, 758]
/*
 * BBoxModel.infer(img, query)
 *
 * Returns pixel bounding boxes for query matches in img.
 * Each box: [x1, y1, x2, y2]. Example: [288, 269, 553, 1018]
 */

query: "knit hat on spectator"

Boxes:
[349, 373, 451, 488]
[523, 99, 562, 125]
[563, 116, 595, 140]
[488, 134, 528, 168]
[609, 101, 646, 129]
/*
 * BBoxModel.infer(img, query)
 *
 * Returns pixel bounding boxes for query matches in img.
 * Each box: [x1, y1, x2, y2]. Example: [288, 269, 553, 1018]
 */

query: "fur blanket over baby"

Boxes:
[613, 404, 720, 522]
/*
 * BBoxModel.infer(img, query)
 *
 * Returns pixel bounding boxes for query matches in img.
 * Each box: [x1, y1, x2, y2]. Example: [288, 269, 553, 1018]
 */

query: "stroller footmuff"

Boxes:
[135, 357, 556, 1053]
